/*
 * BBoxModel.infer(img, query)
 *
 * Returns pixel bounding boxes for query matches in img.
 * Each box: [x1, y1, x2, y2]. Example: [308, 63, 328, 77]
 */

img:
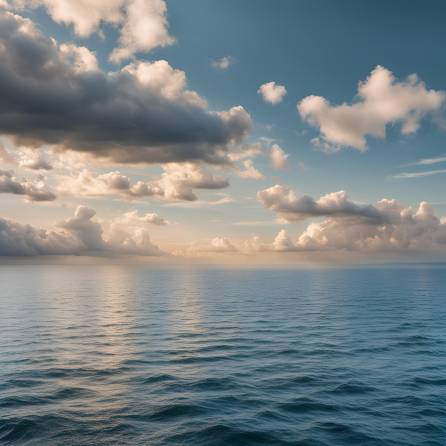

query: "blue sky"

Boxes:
[0, 0, 445, 260]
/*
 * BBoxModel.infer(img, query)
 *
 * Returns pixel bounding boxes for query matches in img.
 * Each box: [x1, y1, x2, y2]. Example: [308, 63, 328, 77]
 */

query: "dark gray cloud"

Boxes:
[258, 185, 385, 223]
[0, 12, 251, 165]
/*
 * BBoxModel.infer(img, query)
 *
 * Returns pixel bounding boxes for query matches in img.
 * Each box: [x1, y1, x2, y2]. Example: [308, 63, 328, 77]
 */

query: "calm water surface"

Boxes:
[0, 264, 445, 445]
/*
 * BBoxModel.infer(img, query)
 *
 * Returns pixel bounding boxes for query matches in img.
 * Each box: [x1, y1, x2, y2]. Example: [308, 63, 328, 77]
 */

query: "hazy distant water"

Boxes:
[1, 264, 446, 445]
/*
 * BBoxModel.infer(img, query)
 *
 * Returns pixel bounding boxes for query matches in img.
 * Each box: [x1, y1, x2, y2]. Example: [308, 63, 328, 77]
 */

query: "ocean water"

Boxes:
[0, 264, 445, 445]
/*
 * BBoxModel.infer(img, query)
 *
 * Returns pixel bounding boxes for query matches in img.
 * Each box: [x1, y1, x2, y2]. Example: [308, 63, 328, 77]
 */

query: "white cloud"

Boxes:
[298, 66, 445, 151]
[184, 236, 238, 254]
[270, 143, 288, 170]
[59, 163, 229, 202]
[0, 144, 53, 170]
[10, 0, 174, 62]
[227, 142, 264, 162]
[255, 185, 446, 253]
[193, 196, 446, 255]
[0, 206, 164, 256]
[212, 56, 233, 70]
[59, 43, 98, 72]
[258, 81, 287, 105]
[119, 210, 170, 226]
[238, 159, 264, 180]
[408, 155, 446, 166]
[0, 169, 56, 201]
[392, 169, 446, 179]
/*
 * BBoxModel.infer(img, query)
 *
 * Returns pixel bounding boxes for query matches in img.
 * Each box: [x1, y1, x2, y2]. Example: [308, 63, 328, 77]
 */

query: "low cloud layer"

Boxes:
[0, 206, 164, 256]
[59, 163, 229, 202]
[190, 197, 446, 256]
[0, 12, 251, 165]
[298, 66, 445, 151]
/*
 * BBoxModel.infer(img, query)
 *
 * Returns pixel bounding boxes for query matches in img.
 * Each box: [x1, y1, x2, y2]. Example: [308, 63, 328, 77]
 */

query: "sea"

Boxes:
[0, 264, 445, 445]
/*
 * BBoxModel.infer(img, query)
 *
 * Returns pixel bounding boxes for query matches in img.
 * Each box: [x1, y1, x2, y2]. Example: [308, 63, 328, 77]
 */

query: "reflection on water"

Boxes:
[1, 264, 446, 445]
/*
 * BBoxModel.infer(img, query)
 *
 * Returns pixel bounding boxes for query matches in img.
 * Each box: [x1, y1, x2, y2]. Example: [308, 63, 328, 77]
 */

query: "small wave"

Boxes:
[278, 397, 339, 413]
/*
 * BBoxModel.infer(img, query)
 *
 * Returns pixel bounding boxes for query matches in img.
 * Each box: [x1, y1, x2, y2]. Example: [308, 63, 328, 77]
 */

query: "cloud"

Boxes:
[164, 194, 233, 208]
[60, 163, 229, 202]
[227, 142, 264, 162]
[157, 163, 229, 200]
[0, 206, 164, 256]
[258, 185, 383, 223]
[212, 56, 234, 70]
[298, 66, 445, 151]
[408, 155, 446, 166]
[9, 0, 174, 62]
[0, 144, 53, 170]
[119, 210, 170, 226]
[392, 169, 446, 179]
[198, 197, 446, 255]
[270, 143, 288, 170]
[0, 12, 252, 165]
[237, 159, 264, 180]
[256, 185, 446, 253]
[270, 200, 446, 253]
[185, 236, 238, 254]
[258, 81, 287, 105]
[0, 169, 56, 201]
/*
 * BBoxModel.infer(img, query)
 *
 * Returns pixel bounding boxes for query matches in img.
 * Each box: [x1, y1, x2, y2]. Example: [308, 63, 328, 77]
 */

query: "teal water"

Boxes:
[0, 264, 445, 445]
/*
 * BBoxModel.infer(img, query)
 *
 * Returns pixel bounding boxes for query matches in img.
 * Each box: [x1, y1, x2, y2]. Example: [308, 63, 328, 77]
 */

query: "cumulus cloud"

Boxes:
[0, 169, 56, 201]
[270, 144, 288, 170]
[0, 144, 53, 170]
[119, 210, 170, 226]
[60, 163, 229, 202]
[193, 197, 446, 255]
[0, 12, 251, 165]
[258, 185, 383, 223]
[9, 0, 174, 62]
[237, 159, 264, 180]
[212, 56, 234, 70]
[255, 185, 446, 253]
[258, 81, 287, 105]
[298, 65, 445, 151]
[0, 206, 163, 256]
[273, 200, 446, 253]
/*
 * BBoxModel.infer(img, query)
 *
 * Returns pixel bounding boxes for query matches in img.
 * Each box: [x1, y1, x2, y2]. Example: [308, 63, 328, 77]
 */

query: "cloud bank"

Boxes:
[0, 206, 163, 256]
[256, 185, 446, 253]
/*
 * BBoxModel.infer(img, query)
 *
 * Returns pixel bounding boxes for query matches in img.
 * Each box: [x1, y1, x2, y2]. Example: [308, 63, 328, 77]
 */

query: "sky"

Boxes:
[0, 0, 446, 262]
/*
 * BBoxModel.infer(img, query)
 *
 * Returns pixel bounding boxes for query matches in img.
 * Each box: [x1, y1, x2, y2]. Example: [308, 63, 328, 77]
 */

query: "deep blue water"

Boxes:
[0, 264, 446, 445]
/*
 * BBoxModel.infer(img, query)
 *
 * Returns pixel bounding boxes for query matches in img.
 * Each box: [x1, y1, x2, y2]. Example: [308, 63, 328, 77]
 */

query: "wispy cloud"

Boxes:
[407, 155, 446, 166]
[212, 56, 234, 70]
[164, 195, 234, 208]
[392, 169, 446, 179]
